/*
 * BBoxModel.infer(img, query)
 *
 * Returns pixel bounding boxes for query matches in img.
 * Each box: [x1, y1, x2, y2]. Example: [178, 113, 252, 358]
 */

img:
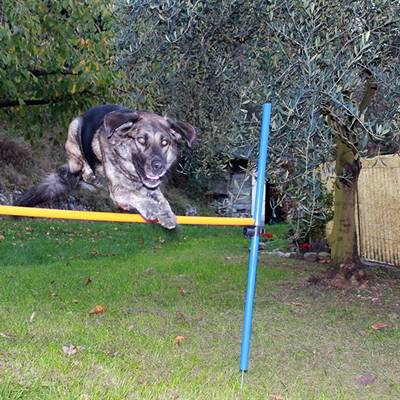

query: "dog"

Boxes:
[14, 104, 196, 229]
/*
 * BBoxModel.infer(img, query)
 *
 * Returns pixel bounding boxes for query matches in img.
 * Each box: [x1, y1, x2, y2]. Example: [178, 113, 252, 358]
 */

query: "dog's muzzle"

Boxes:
[141, 157, 166, 189]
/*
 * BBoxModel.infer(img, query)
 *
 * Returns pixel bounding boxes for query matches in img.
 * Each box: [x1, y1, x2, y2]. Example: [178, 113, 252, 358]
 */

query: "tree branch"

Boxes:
[358, 70, 378, 115]
[28, 68, 79, 77]
[0, 90, 94, 108]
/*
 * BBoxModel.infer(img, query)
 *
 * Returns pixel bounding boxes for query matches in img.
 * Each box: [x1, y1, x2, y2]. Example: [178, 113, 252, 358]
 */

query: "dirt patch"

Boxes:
[265, 257, 400, 313]
[307, 263, 369, 289]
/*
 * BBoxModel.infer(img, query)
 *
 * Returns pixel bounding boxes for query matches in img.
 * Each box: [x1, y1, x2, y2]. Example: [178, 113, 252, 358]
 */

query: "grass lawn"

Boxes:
[0, 219, 399, 400]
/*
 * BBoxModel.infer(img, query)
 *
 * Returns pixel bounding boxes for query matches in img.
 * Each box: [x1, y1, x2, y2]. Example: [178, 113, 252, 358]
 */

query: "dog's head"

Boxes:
[102, 110, 196, 189]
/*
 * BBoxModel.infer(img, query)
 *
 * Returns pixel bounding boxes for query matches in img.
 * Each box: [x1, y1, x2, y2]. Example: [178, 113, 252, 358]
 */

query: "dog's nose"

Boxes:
[151, 158, 164, 175]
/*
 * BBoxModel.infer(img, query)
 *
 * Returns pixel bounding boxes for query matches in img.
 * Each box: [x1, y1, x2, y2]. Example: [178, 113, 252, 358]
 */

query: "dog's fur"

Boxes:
[14, 104, 196, 229]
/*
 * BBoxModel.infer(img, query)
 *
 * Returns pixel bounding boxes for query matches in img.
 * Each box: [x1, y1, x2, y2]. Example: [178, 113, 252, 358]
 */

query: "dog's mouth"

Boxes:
[141, 172, 165, 189]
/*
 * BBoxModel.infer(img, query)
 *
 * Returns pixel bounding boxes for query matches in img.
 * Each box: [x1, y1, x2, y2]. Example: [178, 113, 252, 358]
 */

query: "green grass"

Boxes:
[0, 220, 399, 399]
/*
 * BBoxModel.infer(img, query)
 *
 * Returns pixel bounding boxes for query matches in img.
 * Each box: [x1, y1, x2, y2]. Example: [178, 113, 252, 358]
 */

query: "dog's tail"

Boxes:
[13, 164, 81, 207]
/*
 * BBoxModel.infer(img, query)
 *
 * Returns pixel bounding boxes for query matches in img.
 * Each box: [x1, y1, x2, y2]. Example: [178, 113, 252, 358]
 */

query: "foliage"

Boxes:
[115, 0, 400, 241]
[0, 0, 123, 139]
[264, 0, 400, 241]
[115, 0, 265, 182]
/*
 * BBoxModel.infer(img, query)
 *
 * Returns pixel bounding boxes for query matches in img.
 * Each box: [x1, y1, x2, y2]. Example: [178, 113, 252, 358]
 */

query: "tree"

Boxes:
[0, 0, 121, 138]
[256, 0, 400, 264]
[115, 0, 266, 181]
[117, 0, 400, 265]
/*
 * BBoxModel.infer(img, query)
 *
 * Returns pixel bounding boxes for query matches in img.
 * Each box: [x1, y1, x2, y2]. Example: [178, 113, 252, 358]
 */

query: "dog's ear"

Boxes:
[104, 111, 140, 138]
[167, 119, 196, 148]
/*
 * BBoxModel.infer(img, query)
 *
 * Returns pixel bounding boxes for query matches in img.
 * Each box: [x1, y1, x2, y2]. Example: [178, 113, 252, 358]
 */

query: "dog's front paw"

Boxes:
[140, 205, 159, 222]
[158, 212, 177, 230]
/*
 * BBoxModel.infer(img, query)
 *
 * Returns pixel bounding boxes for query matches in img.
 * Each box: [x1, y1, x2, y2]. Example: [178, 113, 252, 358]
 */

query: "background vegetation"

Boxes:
[1, 0, 399, 263]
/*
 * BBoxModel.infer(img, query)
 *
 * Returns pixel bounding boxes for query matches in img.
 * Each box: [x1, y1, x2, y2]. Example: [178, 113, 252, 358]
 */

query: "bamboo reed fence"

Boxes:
[322, 154, 400, 267]
[356, 155, 400, 267]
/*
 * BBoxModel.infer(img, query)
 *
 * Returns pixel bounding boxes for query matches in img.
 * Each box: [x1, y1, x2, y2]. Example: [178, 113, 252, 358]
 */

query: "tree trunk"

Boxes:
[325, 71, 376, 266]
[329, 137, 360, 265]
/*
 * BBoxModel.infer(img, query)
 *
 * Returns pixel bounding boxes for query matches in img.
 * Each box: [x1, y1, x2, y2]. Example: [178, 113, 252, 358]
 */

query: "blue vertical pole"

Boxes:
[240, 102, 271, 372]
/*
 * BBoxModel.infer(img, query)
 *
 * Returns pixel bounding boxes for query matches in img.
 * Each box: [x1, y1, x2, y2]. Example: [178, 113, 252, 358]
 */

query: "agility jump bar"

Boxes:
[0, 102, 272, 376]
[0, 205, 255, 226]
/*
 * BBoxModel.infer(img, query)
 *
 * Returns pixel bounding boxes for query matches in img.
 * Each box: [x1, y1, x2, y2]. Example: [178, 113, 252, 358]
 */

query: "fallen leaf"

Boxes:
[29, 311, 36, 323]
[270, 395, 285, 400]
[105, 350, 118, 357]
[372, 322, 389, 331]
[91, 250, 116, 257]
[288, 301, 303, 307]
[0, 332, 15, 340]
[178, 287, 186, 296]
[85, 276, 92, 285]
[89, 305, 107, 315]
[355, 373, 376, 386]
[62, 344, 78, 356]
[174, 335, 187, 346]
[144, 268, 156, 275]
[359, 281, 369, 289]
[330, 276, 348, 289]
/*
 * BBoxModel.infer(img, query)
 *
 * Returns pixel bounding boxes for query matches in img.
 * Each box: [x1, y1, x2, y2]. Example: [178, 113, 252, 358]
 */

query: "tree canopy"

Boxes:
[116, 0, 400, 245]
[0, 0, 119, 127]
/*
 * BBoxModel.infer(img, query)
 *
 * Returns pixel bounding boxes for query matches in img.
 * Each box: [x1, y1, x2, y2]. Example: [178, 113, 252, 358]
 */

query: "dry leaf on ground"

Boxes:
[89, 305, 107, 315]
[85, 276, 92, 285]
[0, 332, 15, 340]
[355, 373, 376, 386]
[144, 268, 156, 275]
[372, 322, 389, 331]
[270, 395, 285, 400]
[62, 344, 78, 356]
[174, 335, 187, 346]
[288, 301, 303, 307]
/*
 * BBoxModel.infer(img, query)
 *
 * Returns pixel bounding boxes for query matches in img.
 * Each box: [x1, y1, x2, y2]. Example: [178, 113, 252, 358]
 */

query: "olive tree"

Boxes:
[117, 0, 400, 264]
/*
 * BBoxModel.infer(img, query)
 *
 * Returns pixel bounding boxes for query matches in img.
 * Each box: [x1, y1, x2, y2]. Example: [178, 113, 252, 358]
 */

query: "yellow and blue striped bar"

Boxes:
[0, 205, 254, 226]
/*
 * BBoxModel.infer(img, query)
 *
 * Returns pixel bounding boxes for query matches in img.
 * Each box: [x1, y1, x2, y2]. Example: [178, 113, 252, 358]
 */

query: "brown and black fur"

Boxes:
[14, 105, 196, 229]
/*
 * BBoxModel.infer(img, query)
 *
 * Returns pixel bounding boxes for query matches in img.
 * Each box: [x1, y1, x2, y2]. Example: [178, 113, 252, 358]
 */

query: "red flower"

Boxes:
[262, 233, 273, 238]
[299, 242, 311, 252]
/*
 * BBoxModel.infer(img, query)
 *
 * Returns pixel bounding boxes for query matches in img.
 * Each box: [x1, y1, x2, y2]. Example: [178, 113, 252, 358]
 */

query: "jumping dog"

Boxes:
[14, 104, 196, 229]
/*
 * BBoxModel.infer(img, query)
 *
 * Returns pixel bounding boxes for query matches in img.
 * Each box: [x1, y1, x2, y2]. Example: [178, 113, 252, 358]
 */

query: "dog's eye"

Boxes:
[137, 137, 146, 145]
[161, 139, 169, 147]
